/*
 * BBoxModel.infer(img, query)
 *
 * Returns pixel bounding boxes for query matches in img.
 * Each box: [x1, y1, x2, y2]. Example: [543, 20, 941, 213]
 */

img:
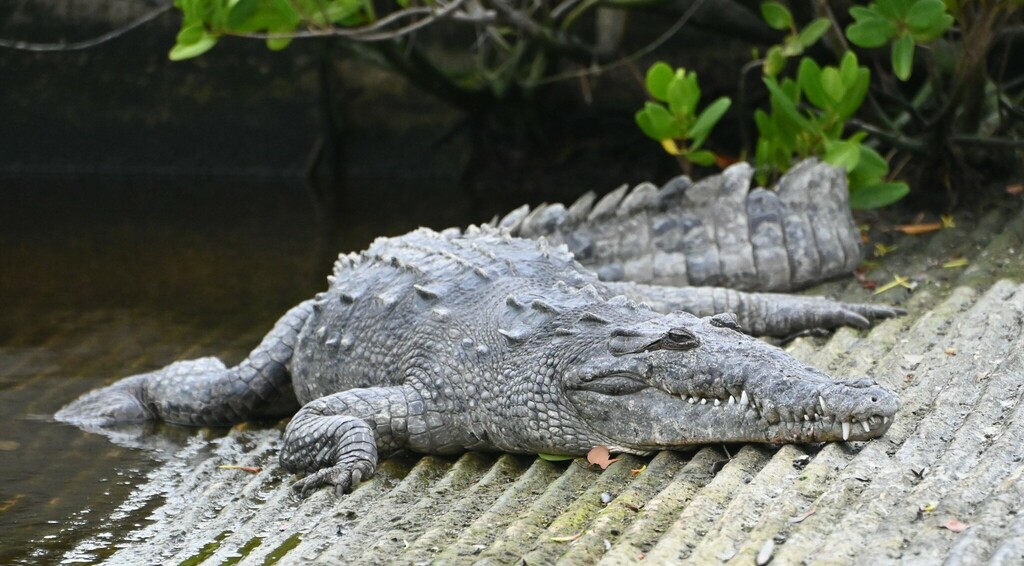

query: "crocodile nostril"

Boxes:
[871, 396, 878, 403]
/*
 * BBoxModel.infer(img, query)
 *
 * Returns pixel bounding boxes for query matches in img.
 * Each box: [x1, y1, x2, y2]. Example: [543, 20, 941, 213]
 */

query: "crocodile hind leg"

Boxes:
[604, 281, 905, 337]
[280, 383, 473, 496]
[56, 300, 314, 427]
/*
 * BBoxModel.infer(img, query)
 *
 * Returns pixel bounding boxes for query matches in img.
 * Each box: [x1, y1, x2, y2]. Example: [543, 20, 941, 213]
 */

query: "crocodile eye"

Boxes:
[710, 313, 742, 331]
[664, 327, 700, 350]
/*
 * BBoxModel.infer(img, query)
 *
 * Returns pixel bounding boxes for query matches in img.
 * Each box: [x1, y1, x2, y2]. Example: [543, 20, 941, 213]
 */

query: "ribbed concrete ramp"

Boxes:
[74, 206, 1024, 565]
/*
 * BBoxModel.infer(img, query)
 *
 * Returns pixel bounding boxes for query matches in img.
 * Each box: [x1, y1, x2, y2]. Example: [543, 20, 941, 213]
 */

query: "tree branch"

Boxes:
[0, 4, 172, 51]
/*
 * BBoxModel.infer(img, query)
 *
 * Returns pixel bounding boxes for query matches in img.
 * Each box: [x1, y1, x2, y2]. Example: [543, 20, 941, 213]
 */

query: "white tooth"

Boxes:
[804, 414, 810, 422]
[842, 421, 851, 441]
[819, 395, 827, 412]
[861, 420, 871, 433]
[700, 399, 707, 405]
[714, 399, 721, 406]
[729, 395, 736, 404]
[688, 397, 696, 404]
[741, 391, 749, 406]
[883, 416, 889, 424]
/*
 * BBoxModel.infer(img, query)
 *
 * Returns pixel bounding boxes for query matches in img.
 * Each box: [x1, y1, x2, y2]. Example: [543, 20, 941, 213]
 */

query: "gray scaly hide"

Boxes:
[495, 159, 862, 291]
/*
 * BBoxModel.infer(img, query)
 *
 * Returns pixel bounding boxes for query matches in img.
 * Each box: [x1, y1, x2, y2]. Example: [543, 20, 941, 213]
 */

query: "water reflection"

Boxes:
[0, 177, 478, 564]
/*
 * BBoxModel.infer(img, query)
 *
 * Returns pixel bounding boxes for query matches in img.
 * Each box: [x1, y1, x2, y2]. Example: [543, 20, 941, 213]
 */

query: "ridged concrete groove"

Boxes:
[643, 445, 772, 563]
[554, 451, 687, 565]
[597, 447, 722, 564]
[433, 458, 564, 561]
[48, 202, 1024, 564]
[400, 454, 530, 562]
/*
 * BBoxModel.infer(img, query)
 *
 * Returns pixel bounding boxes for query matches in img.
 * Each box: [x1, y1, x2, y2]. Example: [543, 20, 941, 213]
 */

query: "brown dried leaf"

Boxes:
[587, 446, 621, 470]
[1007, 183, 1023, 195]
[788, 507, 817, 523]
[218, 465, 263, 474]
[896, 223, 943, 235]
[942, 519, 969, 533]
[550, 532, 583, 542]
[630, 465, 647, 476]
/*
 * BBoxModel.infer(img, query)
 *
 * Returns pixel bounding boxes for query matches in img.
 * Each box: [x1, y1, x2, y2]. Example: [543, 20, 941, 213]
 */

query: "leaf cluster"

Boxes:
[756, 52, 907, 209]
[635, 64, 731, 166]
[171, 0, 373, 60]
[846, 0, 954, 80]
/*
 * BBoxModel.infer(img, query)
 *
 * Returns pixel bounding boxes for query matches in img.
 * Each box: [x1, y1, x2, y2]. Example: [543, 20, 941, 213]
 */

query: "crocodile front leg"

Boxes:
[606, 281, 905, 337]
[280, 384, 467, 497]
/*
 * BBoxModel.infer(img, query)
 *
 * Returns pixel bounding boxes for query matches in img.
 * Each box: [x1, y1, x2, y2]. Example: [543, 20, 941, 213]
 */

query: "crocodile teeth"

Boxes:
[842, 421, 851, 441]
[740, 391, 749, 407]
[700, 399, 708, 405]
[861, 420, 871, 433]
[714, 399, 722, 406]
[688, 397, 696, 404]
[804, 414, 810, 422]
[820, 395, 827, 413]
[728, 395, 736, 405]
[883, 416, 889, 425]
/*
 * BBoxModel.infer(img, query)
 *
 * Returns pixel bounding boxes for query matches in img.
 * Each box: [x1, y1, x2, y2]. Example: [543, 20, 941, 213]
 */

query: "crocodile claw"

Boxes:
[292, 463, 369, 498]
[840, 303, 907, 327]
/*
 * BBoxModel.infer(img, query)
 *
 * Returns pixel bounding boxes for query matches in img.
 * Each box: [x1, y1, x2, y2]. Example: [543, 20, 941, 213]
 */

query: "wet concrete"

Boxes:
[9, 193, 1021, 564]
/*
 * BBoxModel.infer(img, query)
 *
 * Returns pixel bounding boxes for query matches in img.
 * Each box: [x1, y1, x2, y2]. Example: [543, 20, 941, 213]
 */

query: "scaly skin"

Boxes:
[497, 158, 863, 292]
[57, 227, 900, 497]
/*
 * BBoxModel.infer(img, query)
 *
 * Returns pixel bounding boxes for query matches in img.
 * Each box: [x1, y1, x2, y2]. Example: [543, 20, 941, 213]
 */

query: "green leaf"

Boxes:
[907, 0, 953, 42]
[835, 67, 870, 119]
[266, 36, 292, 50]
[645, 62, 674, 101]
[635, 109, 658, 141]
[687, 97, 732, 148]
[227, 0, 260, 28]
[876, 0, 913, 19]
[838, 51, 860, 87]
[892, 33, 915, 80]
[763, 45, 787, 77]
[754, 109, 774, 138]
[848, 181, 910, 209]
[760, 2, 793, 30]
[797, 18, 831, 48]
[781, 35, 804, 57]
[797, 58, 829, 110]
[667, 73, 700, 117]
[906, 0, 946, 30]
[763, 77, 814, 130]
[637, 102, 679, 141]
[685, 149, 716, 166]
[848, 144, 889, 186]
[824, 139, 862, 170]
[846, 15, 896, 48]
[821, 67, 844, 103]
[169, 33, 218, 60]
[176, 23, 206, 45]
[270, 0, 300, 23]
[538, 453, 575, 461]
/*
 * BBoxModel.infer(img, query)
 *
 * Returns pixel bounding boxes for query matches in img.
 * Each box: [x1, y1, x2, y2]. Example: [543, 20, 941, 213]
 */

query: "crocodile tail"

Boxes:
[56, 301, 310, 427]
[494, 159, 862, 292]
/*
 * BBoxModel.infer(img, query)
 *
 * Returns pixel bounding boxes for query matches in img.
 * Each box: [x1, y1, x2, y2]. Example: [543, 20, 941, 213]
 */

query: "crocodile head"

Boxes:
[559, 309, 899, 450]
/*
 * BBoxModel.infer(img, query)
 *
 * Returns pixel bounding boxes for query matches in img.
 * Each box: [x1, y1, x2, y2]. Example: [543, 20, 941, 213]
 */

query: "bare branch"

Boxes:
[533, 0, 707, 85]
[0, 4, 172, 51]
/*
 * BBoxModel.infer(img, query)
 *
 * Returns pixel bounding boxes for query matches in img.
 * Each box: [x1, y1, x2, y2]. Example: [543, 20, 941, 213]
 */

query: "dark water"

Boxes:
[0, 178, 485, 564]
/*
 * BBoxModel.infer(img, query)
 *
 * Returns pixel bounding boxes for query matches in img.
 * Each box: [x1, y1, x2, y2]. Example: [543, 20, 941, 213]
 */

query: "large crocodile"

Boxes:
[57, 226, 900, 496]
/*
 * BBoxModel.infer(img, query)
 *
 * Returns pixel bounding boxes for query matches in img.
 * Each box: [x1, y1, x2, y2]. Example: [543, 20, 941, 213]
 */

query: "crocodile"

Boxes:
[495, 158, 862, 292]
[57, 226, 900, 496]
